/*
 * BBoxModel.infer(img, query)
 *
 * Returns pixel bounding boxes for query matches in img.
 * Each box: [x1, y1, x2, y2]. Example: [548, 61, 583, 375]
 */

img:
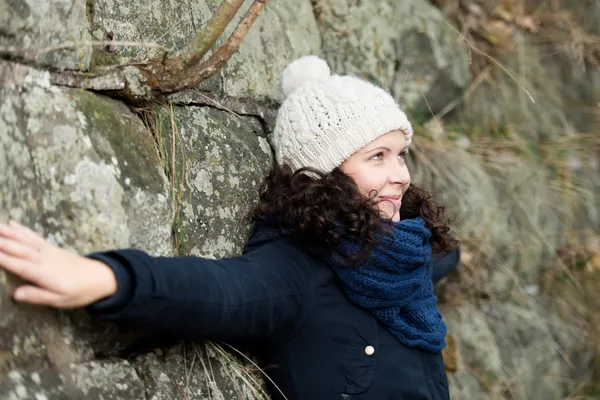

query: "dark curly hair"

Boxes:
[253, 164, 460, 265]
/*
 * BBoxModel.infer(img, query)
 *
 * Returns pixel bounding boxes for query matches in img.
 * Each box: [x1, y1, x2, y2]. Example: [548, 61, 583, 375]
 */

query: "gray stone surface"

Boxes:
[444, 306, 504, 386]
[455, 34, 566, 141]
[219, 0, 322, 101]
[158, 105, 272, 258]
[447, 369, 492, 400]
[0, 0, 92, 70]
[0, 60, 172, 256]
[1, 360, 145, 399]
[0, 59, 172, 389]
[482, 155, 566, 290]
[316, 0, 470, 113]
[444, 302, 576, 399]
[0, 0, 598, 398]
[88, 0, 212, 64]
[454, 32, 599, 140]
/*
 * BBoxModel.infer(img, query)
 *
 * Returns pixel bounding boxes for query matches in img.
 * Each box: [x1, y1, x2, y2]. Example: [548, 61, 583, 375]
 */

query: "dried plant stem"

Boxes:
[159, 0, 267, 94]
[173, 0, 245, 69]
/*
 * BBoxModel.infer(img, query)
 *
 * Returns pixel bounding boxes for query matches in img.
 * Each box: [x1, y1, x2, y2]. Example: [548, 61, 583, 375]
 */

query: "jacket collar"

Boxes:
[243, 217, 293, 254]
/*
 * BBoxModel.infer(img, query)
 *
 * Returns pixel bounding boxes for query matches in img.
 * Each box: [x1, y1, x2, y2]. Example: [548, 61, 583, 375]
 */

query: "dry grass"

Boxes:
[138, 103, 190, 255]
[429, 0, 599, 141]
[431, 0, 600, 75]
[542, 240, 600, 398]
[172, 341, 285, 400]
[413, 123, 599, 398]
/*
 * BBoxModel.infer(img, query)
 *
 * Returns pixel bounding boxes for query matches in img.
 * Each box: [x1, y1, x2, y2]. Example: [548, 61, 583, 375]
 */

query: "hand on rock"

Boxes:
[0, 220, 117, 308]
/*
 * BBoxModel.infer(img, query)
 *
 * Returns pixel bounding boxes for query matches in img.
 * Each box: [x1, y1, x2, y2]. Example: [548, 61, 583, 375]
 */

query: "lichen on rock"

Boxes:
[156, 104, 272, 259]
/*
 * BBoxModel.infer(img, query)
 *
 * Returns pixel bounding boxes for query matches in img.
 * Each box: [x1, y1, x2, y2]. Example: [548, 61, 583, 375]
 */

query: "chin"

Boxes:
[386, 210, 400, 222]
[379, 207, 400, 222]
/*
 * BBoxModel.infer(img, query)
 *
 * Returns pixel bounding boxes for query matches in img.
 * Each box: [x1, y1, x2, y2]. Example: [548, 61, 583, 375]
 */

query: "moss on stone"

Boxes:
[70, 90, 163, 193]
[89, 51, 122, 72]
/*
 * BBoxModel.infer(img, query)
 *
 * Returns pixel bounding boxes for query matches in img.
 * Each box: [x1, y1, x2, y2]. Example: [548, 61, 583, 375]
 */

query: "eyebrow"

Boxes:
[364, 145, 408, 154]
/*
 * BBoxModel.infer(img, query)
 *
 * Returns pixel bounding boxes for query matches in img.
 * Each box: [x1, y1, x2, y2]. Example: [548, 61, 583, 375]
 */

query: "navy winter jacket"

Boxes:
[87, 222, 460, 399]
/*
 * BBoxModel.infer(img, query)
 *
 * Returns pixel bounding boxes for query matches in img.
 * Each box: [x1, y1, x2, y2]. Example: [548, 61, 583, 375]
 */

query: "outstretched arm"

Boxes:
[0, 220, 306, 341]
[431, 247, 461, 285]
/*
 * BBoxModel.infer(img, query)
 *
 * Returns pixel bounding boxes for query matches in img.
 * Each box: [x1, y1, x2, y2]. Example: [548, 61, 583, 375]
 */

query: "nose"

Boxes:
[388, 161, 410, 187]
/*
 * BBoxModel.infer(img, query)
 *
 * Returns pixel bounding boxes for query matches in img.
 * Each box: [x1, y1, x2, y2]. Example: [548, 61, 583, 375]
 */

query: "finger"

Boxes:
[13, 285, 65, 308]
[8, 220, 47, 247]
[0, 221, 46, 251]
[0, 251, 44, 285]
[0, 236, 41, 262]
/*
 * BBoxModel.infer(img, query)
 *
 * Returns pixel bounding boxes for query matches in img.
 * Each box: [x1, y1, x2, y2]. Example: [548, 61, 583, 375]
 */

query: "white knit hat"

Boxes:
[271, 55, 413, 172]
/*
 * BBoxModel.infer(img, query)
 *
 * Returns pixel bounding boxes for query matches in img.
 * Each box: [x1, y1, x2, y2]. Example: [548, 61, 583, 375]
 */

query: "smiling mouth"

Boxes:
[378, 196, 402, 206]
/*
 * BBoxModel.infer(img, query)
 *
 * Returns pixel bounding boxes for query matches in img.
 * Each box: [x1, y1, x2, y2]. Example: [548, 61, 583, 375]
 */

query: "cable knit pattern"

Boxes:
[328, 217, 447, 353]
[271, 56, 413, 172]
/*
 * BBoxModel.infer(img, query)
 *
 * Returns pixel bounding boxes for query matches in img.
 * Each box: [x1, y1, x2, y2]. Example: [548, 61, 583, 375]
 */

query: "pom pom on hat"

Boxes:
[281, 55, 331, 97]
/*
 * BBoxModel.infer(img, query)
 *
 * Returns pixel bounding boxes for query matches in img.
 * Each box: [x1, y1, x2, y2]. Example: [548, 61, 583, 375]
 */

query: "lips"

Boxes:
[378, 196, 402, 207]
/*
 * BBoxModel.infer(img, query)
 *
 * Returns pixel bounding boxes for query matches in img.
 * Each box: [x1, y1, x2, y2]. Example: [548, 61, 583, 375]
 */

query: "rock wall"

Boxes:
[1, 0, 599, 399]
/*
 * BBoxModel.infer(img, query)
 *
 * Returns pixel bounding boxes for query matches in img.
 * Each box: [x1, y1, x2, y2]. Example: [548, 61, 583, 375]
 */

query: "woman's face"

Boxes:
[340, 130, 410, 222]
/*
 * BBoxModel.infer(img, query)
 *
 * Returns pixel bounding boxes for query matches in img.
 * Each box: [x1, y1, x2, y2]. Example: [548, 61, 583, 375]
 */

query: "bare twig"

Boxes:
[173, 0, 245, 69]
[160, 0, 268, 94]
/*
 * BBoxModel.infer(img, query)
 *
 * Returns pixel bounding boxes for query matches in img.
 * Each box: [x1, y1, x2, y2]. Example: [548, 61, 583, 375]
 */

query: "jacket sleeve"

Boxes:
[84, 242, 312, 342]
[431, 247, 461, 285]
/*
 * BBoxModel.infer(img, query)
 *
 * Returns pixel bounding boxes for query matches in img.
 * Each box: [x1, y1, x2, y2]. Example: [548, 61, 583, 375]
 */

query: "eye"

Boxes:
[370, 152, 384, 161]
[398, 150, 409, 159]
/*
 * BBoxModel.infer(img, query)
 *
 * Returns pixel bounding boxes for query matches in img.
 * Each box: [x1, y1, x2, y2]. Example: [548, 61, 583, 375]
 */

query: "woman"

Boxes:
[0, 56, 460, 399]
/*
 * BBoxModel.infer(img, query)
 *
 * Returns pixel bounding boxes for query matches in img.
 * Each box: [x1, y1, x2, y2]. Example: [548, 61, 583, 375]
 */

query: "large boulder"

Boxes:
[519, 0, 600, 133]
[0, 61, 172, 256]
[315, 0, 470, 113]
[0, 60, 172, 396]
[454, 34, 571, 141]
[219, 0, 322, 101]
[0, 57, 271, 400]
[87, 0, 213, 64]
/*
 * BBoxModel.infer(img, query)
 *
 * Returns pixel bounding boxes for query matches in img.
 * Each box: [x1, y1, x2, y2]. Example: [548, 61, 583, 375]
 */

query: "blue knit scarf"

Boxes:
[327, 217, 447, 353]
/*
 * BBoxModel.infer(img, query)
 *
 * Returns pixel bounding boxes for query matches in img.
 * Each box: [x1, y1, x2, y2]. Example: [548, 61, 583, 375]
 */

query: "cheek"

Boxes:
[353, 171, 386, 197]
